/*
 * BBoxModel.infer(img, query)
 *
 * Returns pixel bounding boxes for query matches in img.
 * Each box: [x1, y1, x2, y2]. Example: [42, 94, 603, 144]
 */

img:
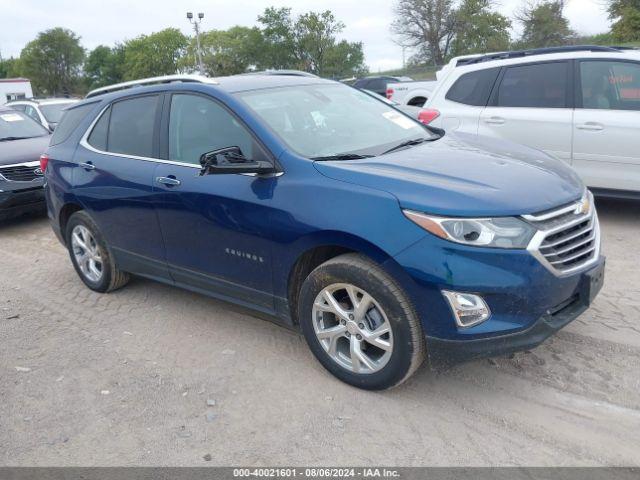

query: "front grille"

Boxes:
[524, 192, 600, 275]
[0, 163, 41, 182]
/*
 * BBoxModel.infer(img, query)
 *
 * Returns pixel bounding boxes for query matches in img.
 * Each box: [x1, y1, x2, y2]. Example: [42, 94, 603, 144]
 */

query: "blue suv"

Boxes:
[43, 74, 605, 390]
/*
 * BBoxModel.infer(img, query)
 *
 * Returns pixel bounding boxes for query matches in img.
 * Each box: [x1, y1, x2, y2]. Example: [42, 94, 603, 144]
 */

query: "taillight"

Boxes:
[417, 109, 440, 125]
[39, 153, 49, 173]
[386, 88, 394, 99]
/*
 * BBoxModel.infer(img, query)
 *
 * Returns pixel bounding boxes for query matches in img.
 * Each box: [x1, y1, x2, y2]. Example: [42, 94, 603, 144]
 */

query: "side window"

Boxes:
[446, 68, 500, 106]
[51, 103, 95, 146]
[580, 61, 640, 111]
[107, 95, 159, 157]
[87, 106, 110, 151]
[25, 105, 41, 122]
[496, 62, 568, 108]
[169, 94, 258, 165]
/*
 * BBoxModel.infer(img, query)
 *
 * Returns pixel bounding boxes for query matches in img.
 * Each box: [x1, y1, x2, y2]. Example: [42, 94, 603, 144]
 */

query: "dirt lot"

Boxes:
[1, 198, 639, 467]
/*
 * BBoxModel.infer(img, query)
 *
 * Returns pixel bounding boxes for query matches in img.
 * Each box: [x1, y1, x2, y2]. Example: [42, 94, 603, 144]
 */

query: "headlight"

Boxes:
[403, 210, 536, 249]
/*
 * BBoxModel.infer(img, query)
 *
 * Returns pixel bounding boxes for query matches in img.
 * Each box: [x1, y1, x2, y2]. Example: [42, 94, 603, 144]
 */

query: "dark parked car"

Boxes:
[353, 75, 413, 97]
[0, 107, 50, 221]
[43, 74, 603, 390]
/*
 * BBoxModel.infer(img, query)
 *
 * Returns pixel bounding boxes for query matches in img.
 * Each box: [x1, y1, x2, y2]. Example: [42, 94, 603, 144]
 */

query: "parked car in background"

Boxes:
[360, 89, 440, 125]
[353, 75, 413, 97]
[7, 98, 79, 132]
[386, 79, 438, 107]
[425, 45, 640, 198]
[0, 106, 50, 220]
[43, 74, 603, 390]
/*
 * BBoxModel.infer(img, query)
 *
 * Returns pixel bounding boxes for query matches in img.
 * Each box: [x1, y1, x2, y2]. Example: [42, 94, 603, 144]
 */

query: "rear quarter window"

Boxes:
[445, 68, 500, 106]
[50, 103, 97, 146]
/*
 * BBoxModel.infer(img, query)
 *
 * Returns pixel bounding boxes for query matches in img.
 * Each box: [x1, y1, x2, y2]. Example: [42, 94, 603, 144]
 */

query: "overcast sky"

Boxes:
[1, 0, 610, 71]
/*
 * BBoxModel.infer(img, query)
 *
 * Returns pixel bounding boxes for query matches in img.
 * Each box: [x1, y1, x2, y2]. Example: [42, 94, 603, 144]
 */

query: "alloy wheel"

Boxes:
[71, 225, 103, 283]
[311, 283, 393, 374]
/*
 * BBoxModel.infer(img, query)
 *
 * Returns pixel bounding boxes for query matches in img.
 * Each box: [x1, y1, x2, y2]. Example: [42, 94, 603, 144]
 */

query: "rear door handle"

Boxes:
[79, 162, 95, 170]
[577, 122, 604, 131]
[156, 176, 181, 186]
[483, 116, 505, 125]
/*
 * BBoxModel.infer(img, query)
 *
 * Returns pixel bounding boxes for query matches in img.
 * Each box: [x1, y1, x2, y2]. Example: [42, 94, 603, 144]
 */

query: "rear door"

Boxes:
[573, 59, 640, 192]
[152, 92, 278, 311]
[479, 61, 573, 164]
[73, 93, 170, 280]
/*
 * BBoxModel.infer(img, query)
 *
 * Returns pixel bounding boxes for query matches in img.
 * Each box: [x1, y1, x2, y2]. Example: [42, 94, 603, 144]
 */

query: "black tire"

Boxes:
[65, 211, 130, 293]
[298, 253, 425, 390]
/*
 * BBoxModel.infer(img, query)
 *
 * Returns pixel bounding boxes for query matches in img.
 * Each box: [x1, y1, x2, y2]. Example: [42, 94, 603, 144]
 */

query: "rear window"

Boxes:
[446, 68, 500, 106]
[496, 62, 568, 108]
[88, 95, 159, 158]
[50, 103, 95, 146]
[40, 102, 77, 123]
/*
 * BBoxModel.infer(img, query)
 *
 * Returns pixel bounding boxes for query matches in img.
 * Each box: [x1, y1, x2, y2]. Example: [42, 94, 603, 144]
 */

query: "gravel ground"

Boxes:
[1, 197, 639, 467]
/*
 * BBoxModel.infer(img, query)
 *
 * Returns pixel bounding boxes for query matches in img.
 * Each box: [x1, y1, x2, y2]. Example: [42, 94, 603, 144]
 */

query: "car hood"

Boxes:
[313, 132, 584, 217]
[0, 135, 50, 166]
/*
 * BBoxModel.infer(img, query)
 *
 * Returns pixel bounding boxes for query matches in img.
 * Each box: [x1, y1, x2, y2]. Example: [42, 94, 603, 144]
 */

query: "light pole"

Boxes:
[187, 12, 205, 75]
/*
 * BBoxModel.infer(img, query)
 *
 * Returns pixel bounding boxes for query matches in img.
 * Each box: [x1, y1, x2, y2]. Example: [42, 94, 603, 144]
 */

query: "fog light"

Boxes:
[442, 290, 491, 328]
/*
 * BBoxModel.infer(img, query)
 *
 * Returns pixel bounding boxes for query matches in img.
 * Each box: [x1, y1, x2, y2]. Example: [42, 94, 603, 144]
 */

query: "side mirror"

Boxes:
[199, 146, 275, 176]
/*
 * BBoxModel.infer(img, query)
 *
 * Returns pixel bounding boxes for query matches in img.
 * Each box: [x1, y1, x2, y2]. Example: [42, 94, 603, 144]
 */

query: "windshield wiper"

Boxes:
[0, 136, 32, 142]
[382, 137, 431, 155]
[311, 153, 375, 161]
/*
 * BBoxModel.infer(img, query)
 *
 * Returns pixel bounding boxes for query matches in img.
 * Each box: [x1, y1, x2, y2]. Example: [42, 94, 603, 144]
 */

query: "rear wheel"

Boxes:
[298, 253, 425, 390]
[66, 211, 129, 293]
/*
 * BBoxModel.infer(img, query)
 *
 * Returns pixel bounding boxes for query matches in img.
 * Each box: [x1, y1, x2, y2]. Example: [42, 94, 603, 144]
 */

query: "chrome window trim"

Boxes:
[525, 191, 601, 277]
[79, 101, 283, 177]
[79, 103, 201, 170]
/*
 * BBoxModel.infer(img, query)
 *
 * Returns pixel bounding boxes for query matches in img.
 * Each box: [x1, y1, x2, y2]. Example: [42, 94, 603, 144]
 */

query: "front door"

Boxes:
[153, 93, 279, 311]
[572, 59, 640, 192]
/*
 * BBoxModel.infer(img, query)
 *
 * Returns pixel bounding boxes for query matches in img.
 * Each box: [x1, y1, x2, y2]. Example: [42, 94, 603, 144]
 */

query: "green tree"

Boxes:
[84, 44, 125, 89]
[323, 40, 368, 78]
[122, 28, 188, 80]
[0, 56, 21, 78]
[516, 1, 575, 48]
[451, 0, 511, 56]
[182, 26, 263, 76]
[19, 27, 85, 95]
[294, 11, 347, 75]
[391, 0, 457, 65]
[608, 1, 640, 41]
[257, 7, 297, 70]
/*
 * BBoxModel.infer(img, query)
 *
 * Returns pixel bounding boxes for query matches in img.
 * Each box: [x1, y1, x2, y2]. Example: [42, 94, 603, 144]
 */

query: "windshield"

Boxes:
[39, 102, 76, 123]
[0, 111, 49, 140]
[238, 83, 437, 158]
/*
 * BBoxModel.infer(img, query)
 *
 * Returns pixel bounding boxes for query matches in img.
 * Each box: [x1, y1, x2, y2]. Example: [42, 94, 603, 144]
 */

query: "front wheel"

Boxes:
[298, 253, 425, 390]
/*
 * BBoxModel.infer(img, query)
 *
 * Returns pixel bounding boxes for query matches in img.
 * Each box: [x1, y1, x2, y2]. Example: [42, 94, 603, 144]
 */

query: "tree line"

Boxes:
[1, 1, 638, 96]
[0, 7, 367, 96]
[393, 0, 640, 66]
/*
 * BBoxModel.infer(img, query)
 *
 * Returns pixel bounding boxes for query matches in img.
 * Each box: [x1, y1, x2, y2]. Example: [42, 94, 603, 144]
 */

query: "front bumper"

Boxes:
[0, 183, 46, 221]
[426, 257, 604, 365]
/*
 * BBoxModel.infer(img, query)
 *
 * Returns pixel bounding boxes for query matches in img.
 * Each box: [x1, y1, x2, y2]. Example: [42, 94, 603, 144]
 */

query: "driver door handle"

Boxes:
[483, 116, 505, 125]
[156, 176, 181, 186]
[577, 122, 604, 131]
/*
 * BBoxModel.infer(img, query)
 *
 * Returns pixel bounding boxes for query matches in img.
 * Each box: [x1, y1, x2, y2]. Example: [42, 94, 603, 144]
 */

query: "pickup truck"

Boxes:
[386, 80, 438, 107]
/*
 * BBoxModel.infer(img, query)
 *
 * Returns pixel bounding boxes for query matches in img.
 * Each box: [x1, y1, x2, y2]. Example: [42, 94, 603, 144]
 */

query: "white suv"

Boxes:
[425, 46, 640, 197]
[7, 98, 78, 132]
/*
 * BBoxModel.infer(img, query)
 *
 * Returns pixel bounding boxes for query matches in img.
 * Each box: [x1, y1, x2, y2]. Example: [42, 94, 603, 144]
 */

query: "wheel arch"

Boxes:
[283, 231, 404, 325]
[58, 202, 84, 245]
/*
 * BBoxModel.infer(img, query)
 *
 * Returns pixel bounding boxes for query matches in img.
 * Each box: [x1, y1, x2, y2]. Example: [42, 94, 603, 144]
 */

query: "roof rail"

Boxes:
[85, 74, 219, 99]
[456, 45, 625, 67]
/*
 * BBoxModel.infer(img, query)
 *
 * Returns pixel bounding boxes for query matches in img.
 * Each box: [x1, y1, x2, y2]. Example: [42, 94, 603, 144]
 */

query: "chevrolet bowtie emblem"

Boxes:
[575, 197, 590, 215]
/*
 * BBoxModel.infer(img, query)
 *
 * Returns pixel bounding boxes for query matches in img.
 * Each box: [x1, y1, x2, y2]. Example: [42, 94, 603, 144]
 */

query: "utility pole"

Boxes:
[187, 12, 205, 75]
